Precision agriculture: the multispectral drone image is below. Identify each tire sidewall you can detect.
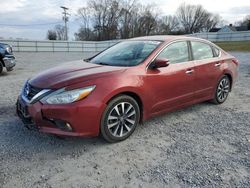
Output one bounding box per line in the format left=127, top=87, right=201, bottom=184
left=100, top=95, right=140, bottom=142
left=215, top=75, right=230, bottom=104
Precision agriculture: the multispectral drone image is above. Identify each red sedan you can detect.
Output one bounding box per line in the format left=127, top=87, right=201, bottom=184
left=17, top=36, right=238, bottom=142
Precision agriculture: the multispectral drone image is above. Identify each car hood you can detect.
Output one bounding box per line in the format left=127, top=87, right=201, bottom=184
left=29, top=60, right=127, bottom=89
left=0, top=43, right=8, bottom=47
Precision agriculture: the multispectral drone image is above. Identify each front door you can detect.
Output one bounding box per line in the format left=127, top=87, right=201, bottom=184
left=146, top=41, right=195, bottom=115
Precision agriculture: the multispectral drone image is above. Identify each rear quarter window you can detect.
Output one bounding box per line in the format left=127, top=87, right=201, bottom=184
left=213, top=47, right=220, bottom=57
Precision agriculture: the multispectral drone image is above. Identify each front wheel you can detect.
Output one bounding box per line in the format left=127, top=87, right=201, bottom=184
left=100, top=95, right=140, bottom=143
left=211, top=75, right=231, bottom=104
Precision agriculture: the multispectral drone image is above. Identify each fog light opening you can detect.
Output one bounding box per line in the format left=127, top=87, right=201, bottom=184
left=52, top=119, right=73, bottom=132
left=65, top=123, right=73, bottom=131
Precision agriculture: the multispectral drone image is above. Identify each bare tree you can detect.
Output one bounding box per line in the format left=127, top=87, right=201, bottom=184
left=77, top=7, right=92, bottom=32
left=75, top=0, right=160, bottom=40
left=119, top=0, right=138, bottom=39
left=87, top=0, right=121, bottom=40
left=47, top=30, right=57, bottom=40
left=74, top=1, right=223, bottom=40
left=204, top=14, right=221, bottom=31
left=158, top=15, right=179, bottom=34
left=54, top=25, right=66, bottom=40
left=240, top=15, right=250, bottom=29
left=74, top=27, right=95, bottom=41
left=76, top=7, right=94, bottom=40
left=46, top=25, right=65, bottom=40
left=176, top=3, right=219, bottom=33
left=132, top=5, right=159, bottom=36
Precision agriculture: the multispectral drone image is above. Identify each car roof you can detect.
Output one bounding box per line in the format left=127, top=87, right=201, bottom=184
left=129, top=35, right=209, bottom=43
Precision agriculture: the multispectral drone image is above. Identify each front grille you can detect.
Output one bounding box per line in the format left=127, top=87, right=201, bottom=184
left=24, top=83, right=43, bottom=100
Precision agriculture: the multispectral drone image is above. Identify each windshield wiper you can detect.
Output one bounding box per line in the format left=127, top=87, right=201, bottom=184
left=84, top=58, right=90, bottom=62
left=97, top=62, right=111, bottom=66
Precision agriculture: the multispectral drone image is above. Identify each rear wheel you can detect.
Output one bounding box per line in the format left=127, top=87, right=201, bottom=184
left=211, top=75, right=231, bottom=104
left=100, top=95, right=140, bottom=143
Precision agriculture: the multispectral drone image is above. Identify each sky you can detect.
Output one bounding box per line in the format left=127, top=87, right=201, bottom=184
left=0, top=0, right=249, bottom=40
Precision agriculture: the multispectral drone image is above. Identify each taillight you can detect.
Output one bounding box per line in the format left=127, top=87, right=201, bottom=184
left=232, top=59, right=239, bottom=66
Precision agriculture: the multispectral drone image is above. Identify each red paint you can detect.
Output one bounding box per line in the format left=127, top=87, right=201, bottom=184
left=17, top=36, right=238, bottom=137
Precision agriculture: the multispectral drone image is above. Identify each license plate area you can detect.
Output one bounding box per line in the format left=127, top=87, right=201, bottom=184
left=17, top=98, right=30, bottom=118
left=17, top=98, right=37, bottom=129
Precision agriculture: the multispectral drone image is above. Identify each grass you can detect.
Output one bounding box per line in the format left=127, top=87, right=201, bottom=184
left=214, top=41, right=250, bottom=52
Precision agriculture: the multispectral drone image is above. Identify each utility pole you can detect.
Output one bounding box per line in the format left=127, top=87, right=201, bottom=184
left=60, top=6, right=70, bottom=40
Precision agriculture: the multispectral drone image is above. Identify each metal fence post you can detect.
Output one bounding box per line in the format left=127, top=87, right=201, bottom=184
left=52, top=41, right=54, bottom=52
left=17, top=40, right=20, bottom=52
left=35, top=41, right=38, bottom=52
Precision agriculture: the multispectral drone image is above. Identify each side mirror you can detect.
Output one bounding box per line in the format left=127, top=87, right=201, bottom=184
left=149, top=58, right=169, bottom=69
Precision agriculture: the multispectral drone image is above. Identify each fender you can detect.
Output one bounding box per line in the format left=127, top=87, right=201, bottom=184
left=102, top=86, right=150, bottom=121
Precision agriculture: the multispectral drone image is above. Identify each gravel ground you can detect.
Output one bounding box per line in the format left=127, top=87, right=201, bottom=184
left=0, top=52, right=249, bottom=188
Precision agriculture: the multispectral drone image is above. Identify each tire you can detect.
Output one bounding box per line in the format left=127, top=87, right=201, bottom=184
left=100, top=95, right=140, bottom=143
left=211, top=75, right=231, bottom=104
left=0, top=61, right=3, bottom=74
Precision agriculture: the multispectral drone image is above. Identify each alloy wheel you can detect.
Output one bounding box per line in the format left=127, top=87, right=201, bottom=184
left=217, top=77, right=230, bottom=102
left=107, top=102, right=136, bottom=138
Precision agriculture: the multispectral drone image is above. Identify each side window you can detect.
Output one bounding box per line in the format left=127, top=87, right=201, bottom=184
left=158, top=41, right=189, bottom=64
left=191, top=41, right=214, bottom=60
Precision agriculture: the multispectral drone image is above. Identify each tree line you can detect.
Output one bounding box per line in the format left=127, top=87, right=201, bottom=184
left=47, top=0, right=250, bottom=41
left=74, top=0, right=220, bottom=41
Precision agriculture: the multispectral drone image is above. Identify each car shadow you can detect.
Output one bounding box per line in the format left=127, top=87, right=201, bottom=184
left=140, top=101, right=214, bottom=125
left=0, top=101, right=215, bottom=161
left=0, top=71, right=9, bottom=77
left=0, top=105, right=109, bottom=161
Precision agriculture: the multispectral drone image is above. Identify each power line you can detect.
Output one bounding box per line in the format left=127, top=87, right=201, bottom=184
left=0, top=22, right=62, bottom=27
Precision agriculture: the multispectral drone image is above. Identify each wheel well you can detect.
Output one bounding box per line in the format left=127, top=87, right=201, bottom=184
left=224, top=73, right=233, bottom=91
left=107, top=92, right=143, bottom=122
left=0, top=55, right=4, bottom=67
left=0, top=60, right=3, bottom=67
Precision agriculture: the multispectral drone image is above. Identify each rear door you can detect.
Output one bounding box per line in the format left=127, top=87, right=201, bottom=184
left=190, top=41, right=222, bottom=100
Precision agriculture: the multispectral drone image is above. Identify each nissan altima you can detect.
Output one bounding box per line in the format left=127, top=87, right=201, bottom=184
left=17, top=36, right=238, bottom=142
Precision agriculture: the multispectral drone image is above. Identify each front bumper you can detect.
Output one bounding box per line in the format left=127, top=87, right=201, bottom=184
left=16, top=95, right=106, bottom=137
left=3, top=57, right=16, bottom=71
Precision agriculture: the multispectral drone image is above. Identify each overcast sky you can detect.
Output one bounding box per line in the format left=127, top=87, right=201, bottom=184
left=0, top=0, right=249, bottom=40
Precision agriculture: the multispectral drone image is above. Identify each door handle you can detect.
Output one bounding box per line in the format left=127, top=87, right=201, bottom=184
left=185, top=69, right=194, bottom=74
left=215, top=62, right=221, bottom=67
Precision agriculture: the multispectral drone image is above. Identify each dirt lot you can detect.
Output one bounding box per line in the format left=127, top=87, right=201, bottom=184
left=0, top=52, right=250, bottom=188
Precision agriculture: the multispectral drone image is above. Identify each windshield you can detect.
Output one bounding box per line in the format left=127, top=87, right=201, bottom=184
left=90, top=40, right=162, bottom=67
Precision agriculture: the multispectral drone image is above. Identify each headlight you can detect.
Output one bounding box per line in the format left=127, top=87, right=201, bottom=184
left=6, top=46, right=12, bottom=54
left=41, top=85, right=96, bottom=104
